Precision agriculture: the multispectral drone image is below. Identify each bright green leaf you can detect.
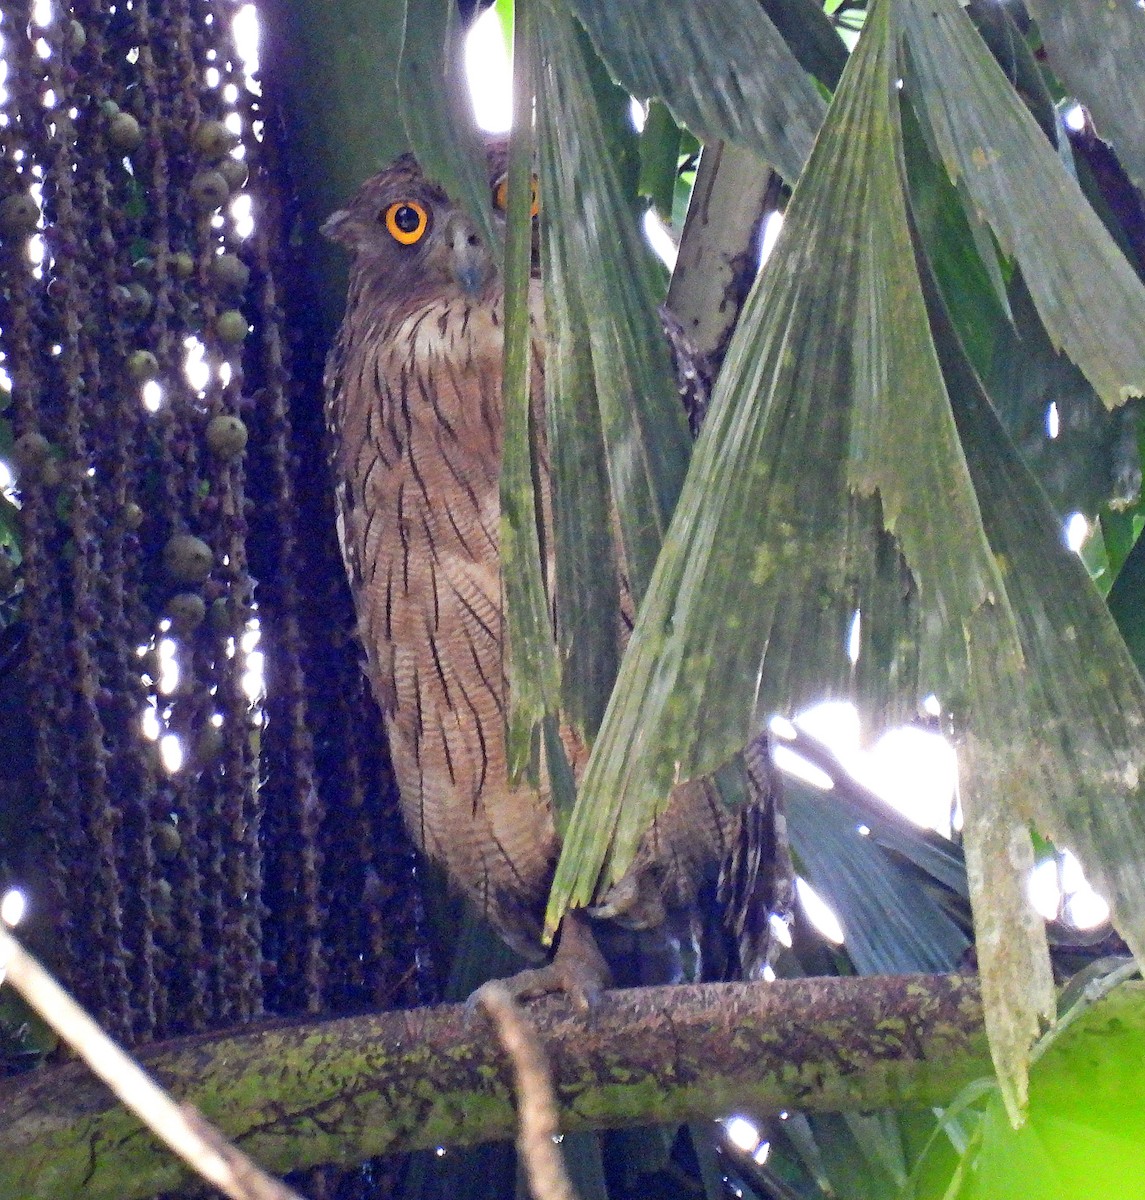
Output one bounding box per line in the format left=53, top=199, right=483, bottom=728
left=953, top=981, right=1145, bottom=1200
left=637, top=101, right=681, bottom=220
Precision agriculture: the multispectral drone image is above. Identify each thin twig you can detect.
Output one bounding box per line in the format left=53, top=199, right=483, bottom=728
left=0, top=927, right=305, bottom=1200
left=473, top=981, right=581, bottom=1200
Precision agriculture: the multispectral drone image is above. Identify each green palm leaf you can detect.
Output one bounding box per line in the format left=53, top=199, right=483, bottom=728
left=566, top=0, right=827, bottom=183
left=540, top=174, right=622, bottom=745
left=398, top=0, right=500, bottom=249
left=548, top=0, right=1145, bottom=1121
left=1026, top=0, right=1145, bottom=193
left=498, top=4, right=563, bottom=777
left=900, top=0, right=1145, bottom=408
left=534, top=3, right=691, bottom=608
left=550, top=0, right=992, bottom=925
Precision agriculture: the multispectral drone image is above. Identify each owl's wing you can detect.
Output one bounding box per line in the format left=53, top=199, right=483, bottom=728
left=589, top=731, right=795, bottom=982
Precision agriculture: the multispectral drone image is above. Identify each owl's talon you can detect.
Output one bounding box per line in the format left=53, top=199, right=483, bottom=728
left=468, top=911, right=611, bottom=1012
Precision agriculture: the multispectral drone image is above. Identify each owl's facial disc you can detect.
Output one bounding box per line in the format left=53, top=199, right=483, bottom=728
left=440, top=210, right=495, bottom=297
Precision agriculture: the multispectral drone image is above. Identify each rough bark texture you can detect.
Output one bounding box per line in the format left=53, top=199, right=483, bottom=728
left=0, top=974, right=989, bottom=1199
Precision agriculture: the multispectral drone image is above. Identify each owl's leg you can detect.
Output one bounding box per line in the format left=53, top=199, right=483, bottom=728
left=492, top=910, right=612, bottom=1010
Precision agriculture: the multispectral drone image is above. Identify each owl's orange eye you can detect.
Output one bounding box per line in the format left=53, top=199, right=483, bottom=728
left=383, top=200, right=430, bottom=245
left=492, top=174, right=539, bottom=218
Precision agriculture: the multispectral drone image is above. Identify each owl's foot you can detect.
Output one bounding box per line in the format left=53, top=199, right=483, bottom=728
left=478, top=911, right=612, bottom=1011
left=589, top=864, right=667, bottom=930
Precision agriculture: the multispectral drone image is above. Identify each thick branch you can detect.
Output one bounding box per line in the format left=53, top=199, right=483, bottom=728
left=0, top=974, right=988, bottom=1200
left=666, top=139, right=780, bottom=371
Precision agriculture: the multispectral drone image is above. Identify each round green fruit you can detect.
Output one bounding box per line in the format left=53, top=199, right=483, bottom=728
left=163, top=533, right=213, bottom=583
left=215, top=309, right=248, bottom=345
left=205, top=413, right=248, bottom=459
left=190, top=170, right=230, bottom=213
left=108, top=111, right=143, bottom=151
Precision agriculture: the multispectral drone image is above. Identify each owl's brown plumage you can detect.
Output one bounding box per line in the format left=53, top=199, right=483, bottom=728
left=324, top=150, right=786, bottom=980
left=323, top=149, right=559, bottom=960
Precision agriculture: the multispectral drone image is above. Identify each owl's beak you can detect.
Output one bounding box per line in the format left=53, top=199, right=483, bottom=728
left=445, top=212, right=494, bottom=297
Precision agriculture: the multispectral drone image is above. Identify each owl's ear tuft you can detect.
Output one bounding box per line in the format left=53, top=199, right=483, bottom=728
left=321, top=208, right=356, bottom=247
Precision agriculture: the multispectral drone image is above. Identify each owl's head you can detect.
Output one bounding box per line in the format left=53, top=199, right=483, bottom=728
left=322, top=144, right=538, bottom=305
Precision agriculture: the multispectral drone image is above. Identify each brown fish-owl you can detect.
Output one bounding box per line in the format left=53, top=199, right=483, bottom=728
left=324, top=149, right=780, bottom=991
left=323, top=148, right=568, bottom=970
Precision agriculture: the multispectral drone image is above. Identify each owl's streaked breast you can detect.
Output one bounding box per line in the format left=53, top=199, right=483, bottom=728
left=329, top=288, right=556, bottom=959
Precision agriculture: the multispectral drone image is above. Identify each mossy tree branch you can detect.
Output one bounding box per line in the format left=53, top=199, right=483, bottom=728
left=0, top=974, right=988, bottom=1199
